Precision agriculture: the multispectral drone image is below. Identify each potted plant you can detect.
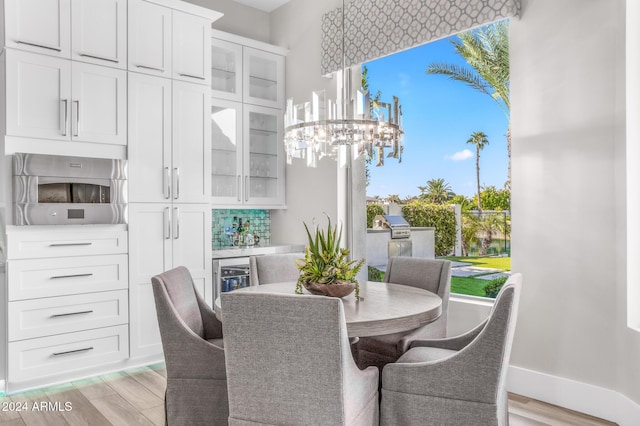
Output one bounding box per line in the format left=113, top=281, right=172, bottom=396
left=295, top=216, right=365, bottom=298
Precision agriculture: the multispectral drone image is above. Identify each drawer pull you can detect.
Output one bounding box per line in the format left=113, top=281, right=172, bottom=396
left=52, top=347, right=94, bottom=357
left=178, top=73, right=205, bottom=80
left=79, top=53, right=119, bottom=63
left=50, top=310, right=94, bottom=318
left=49, top=242, right=93, bottom=247
left=16, top=40, right=62, bottom=52
left=50, top=273, right=94, bottom=280
left=136, top=64, right=164, bottom=72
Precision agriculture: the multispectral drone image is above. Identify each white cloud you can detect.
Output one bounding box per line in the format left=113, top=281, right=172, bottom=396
left=446, top=149, right=474, bottom=161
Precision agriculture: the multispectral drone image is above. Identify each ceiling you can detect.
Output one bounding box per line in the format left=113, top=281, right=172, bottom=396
left=230, top=0, right=291, bottom=12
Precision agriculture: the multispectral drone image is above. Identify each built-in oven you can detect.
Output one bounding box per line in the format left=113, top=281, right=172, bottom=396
left=212, top=257, right=251, bottom=309
left=12, top=153, right=126, bottom=225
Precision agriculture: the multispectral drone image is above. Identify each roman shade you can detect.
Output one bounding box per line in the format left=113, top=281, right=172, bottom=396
left=321, top=0, right=520, bottom=75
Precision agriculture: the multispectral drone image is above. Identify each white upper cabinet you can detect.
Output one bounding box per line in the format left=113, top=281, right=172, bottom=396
left=172, top=10, right=211, bottom=85
left=211, top=99, right=243, bottom=204
left=172, top=80, right=211, bottom=203
left=4, top=0, right=71, bottom=58
left=211, top=38, right=242, bottom=101
left=128, top=73, right=172, bottom=203
left=4, top=0, right=126, bottom=68
left=5, top=50, right=126, bottom=145
left=71, top=0, right=127, bottom=68
left=128, top=0, right=172, bottom=78
left=243, top=47, right=284, bottom=108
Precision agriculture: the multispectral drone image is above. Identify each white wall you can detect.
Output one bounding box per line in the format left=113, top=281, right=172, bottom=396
left=511, top=0, right=640, bottom=408
left=185, top=0, right=271, bottom=42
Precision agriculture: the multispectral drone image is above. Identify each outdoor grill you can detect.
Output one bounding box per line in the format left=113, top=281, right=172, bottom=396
left=373, top=215, right=411, bottom=239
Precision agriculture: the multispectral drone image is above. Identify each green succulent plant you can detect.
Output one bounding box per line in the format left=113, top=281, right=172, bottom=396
left=295, top=216, right=365, bottom=297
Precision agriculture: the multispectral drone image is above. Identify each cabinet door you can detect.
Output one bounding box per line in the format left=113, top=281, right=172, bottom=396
left=71, top=0, right=127, bottom=68
left=243, top=47, right=285, bottom=108
left=172, top=81, right=211, bottom=203
left=211, top=38, right=242, bottom=101
left=172, top=10, right=211, bottom=85
left=71, top=61, right=127, bottom=145
left=128, top=203, right=172, bottom=359
left=128, top=0, right=172, bottom=78
left=211, top=99, right=243, bottom=205
left=5, top=50, right=71, bottom=140
left=128, top=73, right=172, bottom=203
left=171, top=204, right=212, bottom=304
left=4, top=0, right=71, bottom=58
left=244, top=104, right=285, bottom=206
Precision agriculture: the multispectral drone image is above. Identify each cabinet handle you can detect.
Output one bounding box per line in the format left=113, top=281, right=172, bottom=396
left=50, top=273, right=94, bottom=280
left=60, top=99, right=68, bottom=136
left=79, top=53, right=119, bottom=63
left=173, top=168, right=180, bottom=200
left=164, top=207, right=171, bottom=239
left=245, top=176, right=249, bottom=202
left=51, top=310, right=93, bottom=318
left=52, top=347, right=94, bottom=357
left=136, top=64, right=165, bottom=72
left=73, top=100, right=80, bottom=136
left=164, top=167, right=171, bottom=199
left=16, top=40, right=62, bottom=52
left=178, top=73, right=205, bottom=80
left=49, top=242, right=92, bottom=247
left=237, top=175, right=241, bottom=202
left=173, top=207, right=180, bottom=240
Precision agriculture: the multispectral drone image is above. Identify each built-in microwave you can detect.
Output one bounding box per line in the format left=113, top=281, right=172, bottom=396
left=12, top=153, right=127, bottom=225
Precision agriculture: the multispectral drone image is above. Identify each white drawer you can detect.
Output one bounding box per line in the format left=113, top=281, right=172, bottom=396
left=8, top=325, right=129, bottom=384
left=8, top=290, right=129, bottom=341
left=7, top=226, right=128, bottom=259
left=8, top=254, right=128, bottom=301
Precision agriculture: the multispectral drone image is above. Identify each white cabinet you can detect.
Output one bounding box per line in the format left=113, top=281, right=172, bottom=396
left=128, top=203, right=211, bottom=359
left=129, top=0, right=213, bottom=86
left=243, top=46, right=285, bottom=109
left=211, top=100, right=285, bottom=207
left=211, top=38, right=242, bottom=101
left=71, top=0, right=127, bottom=68
left=4, top=0, right=127, bottom=68
left=172, top=10, right=211, bottom=85
left=128, top=0, right=172, bottom=78
left=5, top=49, right=127, bottom=145
left=3, top=0, right=71, bottom=58
left=128, top=75, right=210, bottom=203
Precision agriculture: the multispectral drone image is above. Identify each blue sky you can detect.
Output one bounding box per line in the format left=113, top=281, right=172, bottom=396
left=364, top=33, right=509, bottom=199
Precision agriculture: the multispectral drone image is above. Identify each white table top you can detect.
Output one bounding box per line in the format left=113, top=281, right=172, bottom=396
left=215, top=281, right=442, bottom=338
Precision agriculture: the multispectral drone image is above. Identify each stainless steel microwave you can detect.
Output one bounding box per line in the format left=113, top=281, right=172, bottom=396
left=13, top=153, right=127, bottom=225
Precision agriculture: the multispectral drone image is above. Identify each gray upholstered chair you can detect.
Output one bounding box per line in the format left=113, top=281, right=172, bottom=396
left=249, top=253, right=303, bottom=285
left=356, top=257, right=451, bottom=369
left=380, top=273, right=522, bottom=426
left=151, top=266, right=228, bottom=425
left=221, top=292, right=379, bottom=425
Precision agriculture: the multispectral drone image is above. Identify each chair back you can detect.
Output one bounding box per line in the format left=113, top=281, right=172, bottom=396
left=151, top=266, right=204, bottom=338
left=249, top=253, right=303, bottom=285
left=221, top=292, right=355, bottom=425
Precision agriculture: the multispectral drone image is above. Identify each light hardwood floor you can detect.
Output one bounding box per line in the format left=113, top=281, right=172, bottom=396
left=0, top=364, right=616, bottom=426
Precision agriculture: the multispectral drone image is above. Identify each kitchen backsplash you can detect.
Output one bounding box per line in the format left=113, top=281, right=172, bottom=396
left=212, top=209, right=271, bottom=249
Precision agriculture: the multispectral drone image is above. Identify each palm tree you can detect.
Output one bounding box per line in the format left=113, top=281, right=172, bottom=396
left=386, top=194, right=401, bottom=204
left=423, top=178, right=454, bottom=204
left=467, top=131, right=489, bottom=212
left=427, top=20, right=510, bottom=188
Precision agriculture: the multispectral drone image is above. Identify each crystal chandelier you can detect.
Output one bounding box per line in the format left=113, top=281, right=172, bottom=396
left=283, top=1, right=403, bottom=167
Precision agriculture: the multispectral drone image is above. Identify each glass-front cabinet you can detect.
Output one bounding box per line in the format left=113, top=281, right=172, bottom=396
left=243, top=47, right=284, bottom=109
left=211, top=100, right=284, bottom=207
left=211, top=38, right=242, bottom=101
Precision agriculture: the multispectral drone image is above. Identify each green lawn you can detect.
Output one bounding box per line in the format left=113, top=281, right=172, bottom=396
left=442, top=256, right=511, bottom=298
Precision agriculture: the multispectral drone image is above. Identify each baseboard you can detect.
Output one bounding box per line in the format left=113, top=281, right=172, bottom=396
left=508, top=365, right=640, bottom=425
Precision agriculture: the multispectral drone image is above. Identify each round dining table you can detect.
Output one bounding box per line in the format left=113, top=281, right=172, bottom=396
left=214, top=281, right=442, bottom=338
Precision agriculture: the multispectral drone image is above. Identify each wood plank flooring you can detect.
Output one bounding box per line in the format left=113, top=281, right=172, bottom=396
left=0, top=364, right=616, bottom=426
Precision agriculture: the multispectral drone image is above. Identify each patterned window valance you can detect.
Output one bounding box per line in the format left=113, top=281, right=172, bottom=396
left=321, top=0, right=520, bottom=75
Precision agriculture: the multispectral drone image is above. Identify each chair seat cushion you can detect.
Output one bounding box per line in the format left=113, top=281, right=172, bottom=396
left=207, top=338, right=224, bottom=348
left=396, top=346, right=457, bottom=364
